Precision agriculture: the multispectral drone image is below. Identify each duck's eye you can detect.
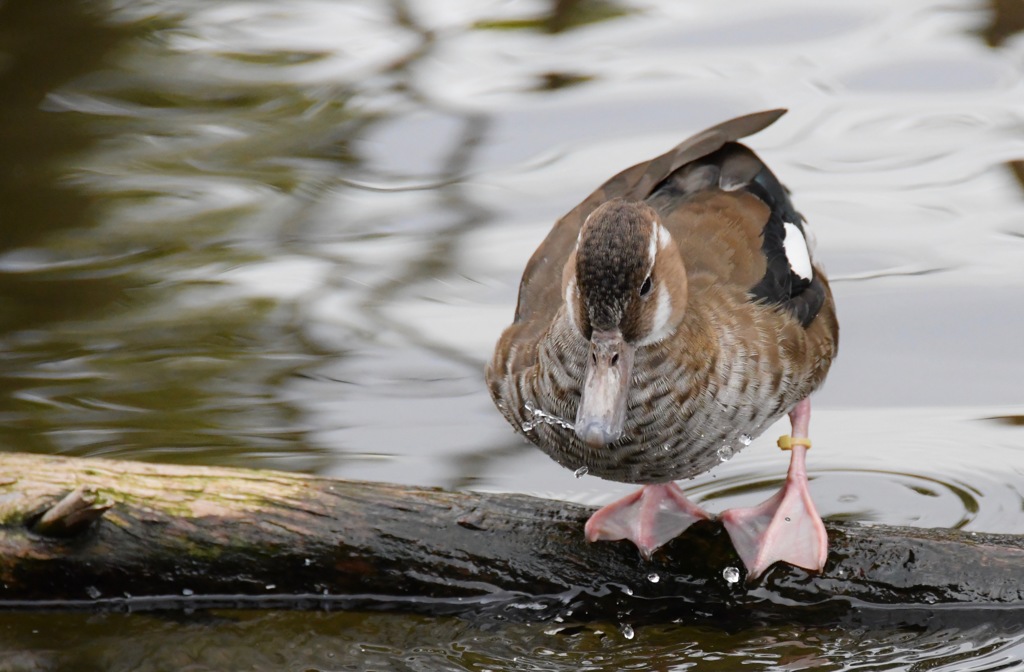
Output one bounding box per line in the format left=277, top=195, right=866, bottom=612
left=639, top=275, right=653, bottom=297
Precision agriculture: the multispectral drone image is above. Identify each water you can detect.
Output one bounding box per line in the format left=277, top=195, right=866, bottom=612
left=2, top=0, right=1024, bottom=669
left=3, top=610, right=1022, bottom=672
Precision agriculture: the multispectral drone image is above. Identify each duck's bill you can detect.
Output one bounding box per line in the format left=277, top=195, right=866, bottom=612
left=575, top=329, right=634, bottom=448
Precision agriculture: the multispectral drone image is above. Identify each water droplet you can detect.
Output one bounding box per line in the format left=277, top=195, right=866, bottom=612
left=785, top=517, right=791, bottom=522
left=647, top=572, right=660, bottom=583
left=85, top=586, right=101, bottom=599
left=722, top=567, right=740, bottom=585
left=738, top=434, right=752, bottom=446
left=717, top=446, right=734, bottom=462
left=304, top=558, right=313, bottom=566
left=265, top=584, right=276, bottom=590
left=522, top=401, right=574, bottom=432
left=181, top=588, right=194, bottom=596
left=574, top=466, right=589, bottom=478
left=621, top=624, right=635, bottom=640
left=661, top=444, right=671, bottom=452
left=622, top=586, right=633, bottom=596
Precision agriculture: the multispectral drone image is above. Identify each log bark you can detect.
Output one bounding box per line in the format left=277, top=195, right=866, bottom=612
left=1, top=451, right=1023, bottom=622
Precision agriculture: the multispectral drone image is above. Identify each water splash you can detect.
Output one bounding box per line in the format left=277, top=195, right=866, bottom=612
left=621, top=624, right=635, bottom=640
left=573, top=466, right=589, bottom=478
left=722, top=567, right=740, bottom=585
left=522, top=401, right=574, bottom=432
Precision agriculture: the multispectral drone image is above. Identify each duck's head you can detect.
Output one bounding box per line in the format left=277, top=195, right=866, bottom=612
left=562, top=199, right=688, bottom=448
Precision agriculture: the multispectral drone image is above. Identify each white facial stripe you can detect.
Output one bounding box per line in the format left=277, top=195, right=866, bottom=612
left=782, top=221, right=813, bottom=281
left=637, top=284, right=673, bottom=346
left=657, top=223, right=672, bottom=249
left=648, top=221, right=658, bottom=266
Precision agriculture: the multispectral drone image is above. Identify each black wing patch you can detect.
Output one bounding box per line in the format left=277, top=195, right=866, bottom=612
left=742, top=166, right=824, bottom=327
left=741, top=165, right=824, bottom=327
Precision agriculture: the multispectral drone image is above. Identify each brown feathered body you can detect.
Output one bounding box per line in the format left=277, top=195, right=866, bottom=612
left=487, top=111, right=839, bottom=484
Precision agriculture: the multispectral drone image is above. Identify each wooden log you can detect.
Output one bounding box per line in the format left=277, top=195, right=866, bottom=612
left=1, top=451, right=1023, bottom=622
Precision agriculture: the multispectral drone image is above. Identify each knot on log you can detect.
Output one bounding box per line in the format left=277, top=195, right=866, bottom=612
left=32, top=485, right=113, bottom=538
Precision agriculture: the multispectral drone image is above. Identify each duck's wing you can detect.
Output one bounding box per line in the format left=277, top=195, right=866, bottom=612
left=648, top=140, right=826, bottom=328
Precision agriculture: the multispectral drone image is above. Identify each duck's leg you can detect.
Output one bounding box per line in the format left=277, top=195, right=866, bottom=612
left=584, top=483, right=711, bottom=559
left=720, top=398, right=828, bottom=579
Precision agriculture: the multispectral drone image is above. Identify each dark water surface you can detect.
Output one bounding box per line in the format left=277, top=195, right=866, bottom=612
left=2, top=0, right=1024, bottom=669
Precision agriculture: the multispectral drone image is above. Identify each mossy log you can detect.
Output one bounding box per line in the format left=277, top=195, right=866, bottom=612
left=1, top=451, right=1023, bottom=622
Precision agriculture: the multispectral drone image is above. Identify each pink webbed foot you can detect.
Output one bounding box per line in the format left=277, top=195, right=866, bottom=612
left=584, top=482, right=711, bottom=559
left=720, top=398, right=828, bottom=579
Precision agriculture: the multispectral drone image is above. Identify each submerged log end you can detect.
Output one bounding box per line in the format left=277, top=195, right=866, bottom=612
left=32, top=485, right=114, bottom=538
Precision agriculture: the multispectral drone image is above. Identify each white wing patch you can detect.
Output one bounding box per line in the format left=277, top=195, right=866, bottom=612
left=782, top=221, right=813, bottom=281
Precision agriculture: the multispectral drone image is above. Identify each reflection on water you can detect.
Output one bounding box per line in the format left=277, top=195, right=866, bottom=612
left=3, top=609, right=1024, bottom=672
left=2, top=0, right=1024, bottom=669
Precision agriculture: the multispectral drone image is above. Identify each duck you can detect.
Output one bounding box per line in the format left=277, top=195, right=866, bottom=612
left=486, top=109, right=839, bottom=580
